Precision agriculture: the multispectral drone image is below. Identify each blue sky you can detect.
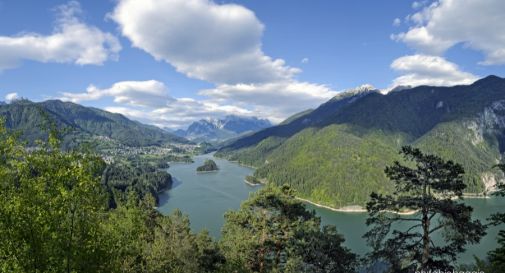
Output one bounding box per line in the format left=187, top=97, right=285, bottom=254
left=1, top=0, right=504, bottom=128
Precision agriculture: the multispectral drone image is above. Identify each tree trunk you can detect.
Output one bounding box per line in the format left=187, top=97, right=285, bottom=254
left=422, top=209, right=430, bottom=269
left=421, top=183, right=430, bottom=269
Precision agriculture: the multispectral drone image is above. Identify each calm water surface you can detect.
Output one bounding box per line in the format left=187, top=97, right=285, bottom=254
left=158, top=153, right=505, bottom=263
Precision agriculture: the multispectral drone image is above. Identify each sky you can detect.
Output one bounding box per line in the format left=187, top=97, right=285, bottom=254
left=0, top=0, right=504, bottom=129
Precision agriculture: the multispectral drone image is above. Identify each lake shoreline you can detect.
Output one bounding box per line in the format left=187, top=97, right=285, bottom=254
left=296, top=197, right=419, bottom=215
left=241, top=176, right=419, bottom=214
left=196, top=170, right=219, bottom=174
left=212, top=155, right=495, bottom=214
left=244, top=179, right=262, bottom=187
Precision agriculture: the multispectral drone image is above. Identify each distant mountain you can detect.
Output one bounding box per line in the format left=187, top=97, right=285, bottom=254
left=221, top=84, right=378, bottom=150
left=217, top=76, right=505, bottom=208
left=0, top=99, right=188, bottom=147
left=176, top=115, right=272, bottom=142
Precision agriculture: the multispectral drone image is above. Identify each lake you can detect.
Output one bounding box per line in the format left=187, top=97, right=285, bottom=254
left=158, top=153, right=505, bottom=264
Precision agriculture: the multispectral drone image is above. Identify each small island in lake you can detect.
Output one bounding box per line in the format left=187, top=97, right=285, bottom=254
left=244, top=175, right=262, bottom=186
left=196, top=159, right=219, bottom=172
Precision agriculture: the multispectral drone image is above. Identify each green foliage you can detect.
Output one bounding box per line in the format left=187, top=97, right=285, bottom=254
left=218, top=76, right=505, bottom=208
left=101, top=161, right=173, bottom=207
left=0, top=120, right=224, bottom=272
left=193, top=142, right=217, bottom=154
left=221, top=185, right=357, bottom=273
left=102, top=197, right=225, bottom=273
left=481, top=164, right=505, bottom=272
left=255, top=125, right=402, bottom=207
left=414, top=121, right=501, bottom=193
left=197, top=159, right=219, bottom=172
left=0, top=99, right=187, bottom=148
left=245, top=175, right=261, bottom=185
left=0, top=118, right=110, bottom=272
left=364, top=146, right=486, bottom=272
left=217, top=136, right=285, bottom=167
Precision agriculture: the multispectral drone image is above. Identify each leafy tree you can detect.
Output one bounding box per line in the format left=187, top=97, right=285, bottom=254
left=0, top=119, right=225, bottom=273
left=482, top=164, right=505, bottom=272
left=101, top=161, right=173, bottom=208
left=364, top=146, right=486, bottom=272
left=103, top=193, right=225, bottom=273
left=0, top=119, right=110, bottom=272
left=220, top=185, right=357, bottom=273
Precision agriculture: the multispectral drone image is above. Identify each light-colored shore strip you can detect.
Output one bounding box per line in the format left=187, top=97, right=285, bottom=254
left=295, top=197, right=367, bottom=213
left=461, top=193, right=491, bottom=199
left=244, top=180, right=262, bottom=187
left=295, top=197, right=419, bottom=215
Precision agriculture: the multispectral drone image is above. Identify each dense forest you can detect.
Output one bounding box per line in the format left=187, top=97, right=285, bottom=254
left=1, top=120, right=505, bottom=272
left=217, top=76, right=505, bottom=208
left=101, top=161, right=173, bottom=207
left=0, top=99, right=187, bottom=148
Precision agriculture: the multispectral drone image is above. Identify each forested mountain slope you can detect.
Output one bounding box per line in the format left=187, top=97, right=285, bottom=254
left=0, top=99, right=188, bottom=147
left=216, top=76, right=505, bottom=208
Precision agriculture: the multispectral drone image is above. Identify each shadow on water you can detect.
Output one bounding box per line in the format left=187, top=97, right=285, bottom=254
left=170, top=176, right=183, bottom=190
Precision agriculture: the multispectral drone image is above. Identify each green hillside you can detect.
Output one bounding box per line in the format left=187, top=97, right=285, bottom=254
left=0, top=99, right=188, bottom=148
left=217, top=75, right=505, bottom=208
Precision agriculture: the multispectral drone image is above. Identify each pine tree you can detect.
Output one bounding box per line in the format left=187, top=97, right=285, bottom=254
left=484, top=164, right=505, bottom=271
left=221, top=185, right=357, bottom=273
left=364, top=146, right=486, bottom=272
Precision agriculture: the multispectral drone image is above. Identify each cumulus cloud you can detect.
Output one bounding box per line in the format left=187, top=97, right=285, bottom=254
left=60, top=80, right=258, bottom=128
left=4, top=92, right=19, bottom=103
left=0, top=1, right=121, bottom=71
left=200, top=81, right=336, bottom=121
left=107, top=0, right=338, bottom=126
left=393, top=0, right=505, bottom=65
left=390, top=54, right=478, bottom=87
left=61, top=80, right=171, bottom=108
left=104, top=98, right=255, bottom=129
left=110, top=0, right=298, bottom=85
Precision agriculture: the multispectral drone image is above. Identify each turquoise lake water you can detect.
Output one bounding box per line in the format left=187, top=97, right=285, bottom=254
left=158, top=153, right=505, bottom=264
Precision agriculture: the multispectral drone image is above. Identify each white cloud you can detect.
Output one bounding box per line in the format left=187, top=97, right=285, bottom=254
left=61, top=80, right=171, bottom=108
left=393, top=18, right=401, bottom=26
left=59, top=80, right=258, bottom=128
left=108, top=0, right=339, bottom=126
left=394, top=0, right=505, bottom=65
left=411, top=1, right=428, bottom=9
left=104, top=98, right=255, bottom=129
left=4, top=92, right=19, bottom=103
left=0, top=1, right=121, bottom=71
left=200, top=81, right=337, bottom=121
left=58, top=77, right=337, bottom=128
left=390, top=54, right=478, bottom=87
left=110, top=0, right=298, bottom=85
left=301, top=57, right=309, bottom=64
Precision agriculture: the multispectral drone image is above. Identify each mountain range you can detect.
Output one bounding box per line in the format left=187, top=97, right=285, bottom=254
left=216, top=75, right=505, bottom=208
left=0, top=99, right=188, bottom=148
left=173, top=115, right=272, bottom=142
